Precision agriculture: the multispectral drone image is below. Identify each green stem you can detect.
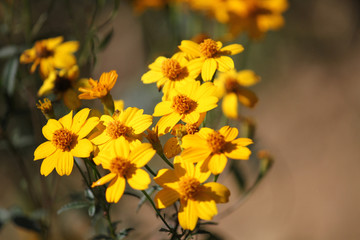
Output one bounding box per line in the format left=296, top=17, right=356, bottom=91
left=214, top=174, right=219, bottom=182
left=141, top=190, right=175, bottom=235
left=145, top=164, right=156, bottom=177
left=158, top=152, right=174, bottom=168
left=105, top=204, right=116, bottom=238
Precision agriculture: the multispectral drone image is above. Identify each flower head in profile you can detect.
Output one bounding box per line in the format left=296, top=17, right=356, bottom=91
left=78, top=70, right=118, bottom=100
left=153, top=80, right=218, bottom=135
left=91, top=138, right=156, bottom=203
left=179, top=38, right=244, bottom=81
left=90, top=107, right=152, bottom=164
left=214, top=69, right=260, bottom=119
left=34, top=108, right=99, bottom=176
left=20, top=36, right=79, bottom=78
left=38, top=65, right=87, bottom=110
left=154, top=156, right=230, bottom=230
left=181, top=126, right=253, bottom=175
left=141, top=53, right=200, bottom=99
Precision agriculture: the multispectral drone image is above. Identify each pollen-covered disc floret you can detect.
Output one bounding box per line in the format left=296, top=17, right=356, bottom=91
left=207, top=131, right=226, bottom=153
left=199, top=39, right=219, bottom=58
left=106, top=120, right=132, bottom=139
left=161, top=59, right=183, bottom=80
left=52, top=129, right=77, bottom=151
left=110, top=157, right=133, bottom=176
left=179, top=176, right=201, bottom=200
left=172, top=95, right=197, bottom=115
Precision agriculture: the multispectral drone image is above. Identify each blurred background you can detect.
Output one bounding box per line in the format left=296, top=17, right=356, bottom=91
left=0, top=0, right=360, bottom=239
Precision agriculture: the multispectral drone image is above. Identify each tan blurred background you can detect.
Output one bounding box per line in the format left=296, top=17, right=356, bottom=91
left=1, top=0, right=360, bottom=239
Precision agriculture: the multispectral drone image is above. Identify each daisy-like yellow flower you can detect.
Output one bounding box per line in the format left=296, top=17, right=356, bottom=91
left=78, top=70, right=117, bottom=100
left=91, top=138, right=156, bottom=203
left=153, top=80, right=218, bottom=135
left=141, top=53, right=200, bottom=99
left=91, top=107, right=152, bottom=164
left=178, top=38, right=244, bottom=81
left=214, top=69, right=260, bottom=119
left=38, top=65, right=87, bottom=110
left=154, top=156, right=230, bottom=230
left=20, top=36, right=79, bottom=78
left=181, top=126, right=252, bottom=175
left=34, top=108, right=99, bottom=176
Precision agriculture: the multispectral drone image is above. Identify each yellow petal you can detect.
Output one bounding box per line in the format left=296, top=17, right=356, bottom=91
left=222, top=93, right=238, bottom=119
left=224, top=145, right=251, bottom=160
left=163, top=137, right=181, bottom=159
left=46, top=36, right=64, bottom=49
left=216, top=56, right=234, bottom=72
left=154, top=188, right=180, bottom=209
left=202, top=182, right=230, bottom=203
left=154, top=169, right=179, bottom=189
left=71, top=139, right=93, bottom=158
left=156, top=112, right=180, bottom=135
left=38, top=73, right=56, bottom=96
left=40, top=149, right=61, bottom=176
left=178, top=199, right=198, bottom=230
left=53, top=53, right=76, bottom=69
left=194, top=163, right=211, bottom=183
left=90, top=130, right=110, bottom=146
left=34, top=141, right=56, bottom=160
left=141, top=70, right=164, bottom=84
left=42, top=119, right=62, bottom=140
left=237, top=70, right=260, bottom=86
left=153, top=101, right=173, bottom=117
left=182, top=111, right=200, bottom=124
left=238, top=88, right=259, bottom=108
left=127, top=115, right=152, bottom=134
left=59, top=110, right=73, bottom=129
left=77, top=117, right=99, bottom=139
left=196, top=96, right=218, bottom=113
left=193, top=82, right=216, bottom=100
left=92, top=173, right=117, bottom=187
left=129, top=143, right=155, bottom=168
left=127, top=168, right=151, bottom=190
left=55, top=151, right=73, bottom=176
left=181, top=147, right=210, bottom=163
left=106, top=176, right=126, bottom=203
left=220, top=44, right=244, bottom=55
left=56, top=41, right=79, bottom=53
left=231, top=138, right=253, bottom=146
left=195, top=200, right=217, bottom=220
left=179, top=40, right=201, bottom=57
left=181, top=134, right=204, bottom=149
left=201, top=58, right=217, bottom=81
left=219, top=126, right=238, bottom=141
left=71, top=108, right=90, bottom=134
left=208, top=154, right=227, bottom=175
left=113, top=137, right=130, bottom=158
left=187, top=58, right=203, bottom=78
left=148, top=56, right=167, bottom=71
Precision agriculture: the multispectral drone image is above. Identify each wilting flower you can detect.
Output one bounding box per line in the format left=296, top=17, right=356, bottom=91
left=181, top=126, right=252, bottom=174
left=78, top=70, right=117, bottom=100
left=36, top=98, right=54, bottom=119
left=38, top=65, right=87, bottom=110
left=179, top=38, right=244, bottom=81
left=153, top=80, right=218, bottom=135
left=91, top=107, right=152, bottom=164
left=154, top=156, right=230, bottom=230
left=141, top=53, right=200, bottom=99
left=34, top=108, right=99, bottom=176
left=214, top=69, right=260, bottom=119
left=92, top=138, right=156, bottom=203
left=20, top=36, right=79, bottom=77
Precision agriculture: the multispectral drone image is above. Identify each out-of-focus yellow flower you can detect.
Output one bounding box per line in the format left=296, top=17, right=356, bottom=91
left=181, top=126, right=252, bottom=174
left=132, top=0, right=168, bottom=13
left=34, top=109, right=99, bottom=176
left=78, top=70, right=117, bottom=100
left=91, top=107, right=152, bottom=164
left=154, top=156, right=230, bottom=230
left=91, top=138, right=155, bottom=203
left=214, top=69, right=260, bottom=119
left=20, top=36, right=79, bottom=78
left=38, top=65, right=86, bottom=110
left=179, top=38, right=244, bottom=81
left=141, top=53, right=200, bottom=99
left=153, top=80, right=218, bottom=135
left=228, top=0, right=288, bottom=39
left=114, top=99, right=124, bottom=111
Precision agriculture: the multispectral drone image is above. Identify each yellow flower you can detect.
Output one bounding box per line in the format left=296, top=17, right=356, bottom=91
left=91, top=138, right=156, bottom=203
left=114, top=99, right=124, bottom=111
left=141, top=53, right=200, bottom=99
left=153, top=80, right=218, bottom=135
left=38, top=65, right=86, bottom=110
left=214, top=69, right=260, bottom=119
left=20, top=36, right=79, bottom=78
left=34, top=108, right=99, bottom=176
left=181, top=126, right=253, bottom=175
left=178, top=38, right=244, bottom=81
left=228, top=0, right=289, bottom=39
left=78, top=70, right=117, bottom=100
left=36, top=98, right=54, bottom=118
left=154, top=156, right=230, bottom=230
left=91, top=107, right=152, bottom=164
left=132, top=0, right=167, bottom=13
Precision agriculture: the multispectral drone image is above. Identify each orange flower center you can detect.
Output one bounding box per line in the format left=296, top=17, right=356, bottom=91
left=106, top=120, right=132, bottom=139
left=207, top=131, right=226, bottom=153
left=172, top=95, right=197, bottom=115
left=224, top=77, right=239, bottom=93
left=35, top=42, right=54, bottom=58
left=161, top=59, right=183, bottom=80
left=110, top=157, right=133, bottom=176
left=52, top=129, right=77, bottom=151
left=185, top=123, right=199, bottom=135
left=179, top=176, right=201, bottom=200
left=199, top=39, right=218, bottom=58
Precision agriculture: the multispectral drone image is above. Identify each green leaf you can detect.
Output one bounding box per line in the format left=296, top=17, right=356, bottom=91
left=229, top=162, right=246, bottom=191
left=1, top=57, right=18, bottom=95
left=57, top=201, right=90, bottom=215
left=12, top=215, right=41, bottom=233
left=88, top=204, right=96, bottom=217
left=116, top=228, right=134, bottom=239
left=0, top=46, right=18, bottom=59
left=98, top=28, right=114, bottom=51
